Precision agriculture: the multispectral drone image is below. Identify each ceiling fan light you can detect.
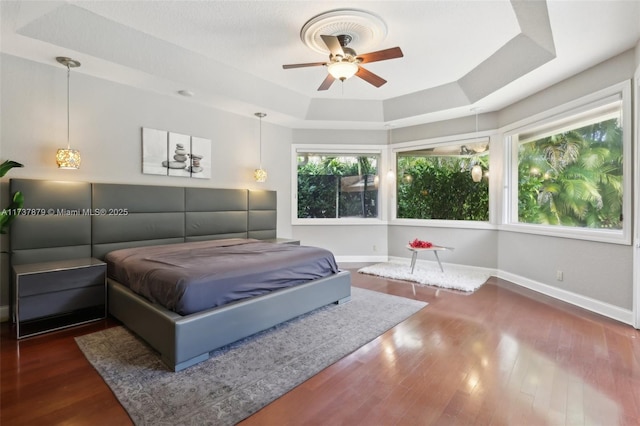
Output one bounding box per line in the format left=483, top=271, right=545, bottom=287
left=327, top=61, right=358, bottom=81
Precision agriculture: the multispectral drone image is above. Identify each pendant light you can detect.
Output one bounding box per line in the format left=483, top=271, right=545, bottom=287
left=55, top=57, right=82, bottom=169
left=253, top=112, right=267, bottom=182
left=470, top=108, right=482, bottom=182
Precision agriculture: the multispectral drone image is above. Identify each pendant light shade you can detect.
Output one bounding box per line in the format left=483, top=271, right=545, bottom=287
left=470, top=108, right=484, bottom=182
left=56, top=57, right=81, bottom=169
left=55, top=148, right=81, bottom=169
left=254, top=112, right=267, bottom=182
left=253, top=168, right=267, bottom=183
left=471, top=164, right=483, bottom=182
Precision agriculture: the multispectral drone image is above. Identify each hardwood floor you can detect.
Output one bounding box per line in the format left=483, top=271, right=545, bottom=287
left=2, top=265, right=639, bottom=425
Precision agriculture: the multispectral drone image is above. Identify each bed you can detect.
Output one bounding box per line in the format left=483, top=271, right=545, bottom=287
left=105, top=238, right=341, bottom=315
left=9, top=179, right=351, bottom=371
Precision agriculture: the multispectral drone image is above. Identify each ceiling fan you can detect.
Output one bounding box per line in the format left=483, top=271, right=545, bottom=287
left=282, top=34, right=403, bottom=91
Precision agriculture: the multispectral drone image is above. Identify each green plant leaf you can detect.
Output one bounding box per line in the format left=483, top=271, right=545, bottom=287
left=0, top=191, right=23, bottom=234
left=0, top=160, right=24, bottom=177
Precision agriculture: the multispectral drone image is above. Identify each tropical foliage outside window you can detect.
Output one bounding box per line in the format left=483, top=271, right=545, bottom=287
left=516, top=104, right=623, bottom=229
left=297, top=153, right=379, bottom=219
left=396, top=142, right=489, bottom=221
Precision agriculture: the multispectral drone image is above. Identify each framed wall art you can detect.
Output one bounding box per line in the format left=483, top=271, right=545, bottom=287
left=142, top=127, right=211, bottom=179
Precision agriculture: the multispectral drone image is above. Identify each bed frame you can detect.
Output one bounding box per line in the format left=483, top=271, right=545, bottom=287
left=10, top=179, right=351, bottom=371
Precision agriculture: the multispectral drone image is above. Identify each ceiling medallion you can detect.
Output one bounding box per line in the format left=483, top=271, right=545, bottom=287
left=300, top=9, right=388, bottom=55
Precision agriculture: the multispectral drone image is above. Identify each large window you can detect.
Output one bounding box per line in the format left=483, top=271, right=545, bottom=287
left=396, top=139, right=490, bottom=221
left=295, top=151, right=380, bottom=220
left=505, top=81, right=632, bottom=244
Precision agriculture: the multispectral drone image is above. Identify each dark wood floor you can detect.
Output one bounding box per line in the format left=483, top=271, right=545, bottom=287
left=2, top=264, right=639, bottom=425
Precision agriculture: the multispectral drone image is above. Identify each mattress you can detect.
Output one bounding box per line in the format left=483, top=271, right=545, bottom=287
left=105, top=238, right=339, bottom=315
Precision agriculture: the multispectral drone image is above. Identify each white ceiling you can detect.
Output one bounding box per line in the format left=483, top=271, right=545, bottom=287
left=1, top=1, right=639, bottom=129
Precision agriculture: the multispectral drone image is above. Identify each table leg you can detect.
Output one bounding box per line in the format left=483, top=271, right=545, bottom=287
left=410, top=251, right=418, bottom=274
left=433, top=251, right=444, bottom=272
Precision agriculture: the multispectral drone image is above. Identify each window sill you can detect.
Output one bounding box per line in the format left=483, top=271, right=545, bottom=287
left=389, top=219, right=497, bottom=230
left=292, top=218, right=388, bottom=226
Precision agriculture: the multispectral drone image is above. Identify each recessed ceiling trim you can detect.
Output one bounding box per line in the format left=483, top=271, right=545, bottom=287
left=300, top=9, right=387, bottom=54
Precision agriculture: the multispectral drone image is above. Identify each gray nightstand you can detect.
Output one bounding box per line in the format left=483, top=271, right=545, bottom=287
left=263, top=238, right=301, bottom=245
left=12, top=258, right=107, bottom=339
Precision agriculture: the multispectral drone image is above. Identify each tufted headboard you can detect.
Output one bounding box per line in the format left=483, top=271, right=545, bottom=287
left=9, top=179, right=277, bottom=265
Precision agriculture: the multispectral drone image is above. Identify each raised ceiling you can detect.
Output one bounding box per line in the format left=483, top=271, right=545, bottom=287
left=1, top=1, right=639, bottom=129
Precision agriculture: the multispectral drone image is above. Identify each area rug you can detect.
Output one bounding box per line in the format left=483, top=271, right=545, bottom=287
left=75, top=287, right=426, bottom=425
left=359, top=259, right=490, bottom=292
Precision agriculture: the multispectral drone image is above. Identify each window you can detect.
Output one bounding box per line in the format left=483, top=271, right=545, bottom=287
left=505, top=81, right=632, bottom=244
left=295, top=149, right=381, bottom=220
left=395, top=139, right=490, bottom=221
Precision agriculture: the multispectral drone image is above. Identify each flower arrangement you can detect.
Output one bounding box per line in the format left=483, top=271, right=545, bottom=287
left=409, top=238, right=433, bottom=248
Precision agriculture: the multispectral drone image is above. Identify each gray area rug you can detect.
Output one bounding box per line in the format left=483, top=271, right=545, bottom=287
left=75, top=287, right=426, bottom=425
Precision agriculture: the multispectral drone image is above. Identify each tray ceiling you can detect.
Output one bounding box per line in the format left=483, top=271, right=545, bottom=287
left=1, top=1, right=638, bottom=129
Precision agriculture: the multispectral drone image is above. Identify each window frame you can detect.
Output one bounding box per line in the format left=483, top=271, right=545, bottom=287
left=390, top=133, right=498, bottom=230
left=501, top=80, right=632, bottom=245
left=291, top=144, right=390, bottom=226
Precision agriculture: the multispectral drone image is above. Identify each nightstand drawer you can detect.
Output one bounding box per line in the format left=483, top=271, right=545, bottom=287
left=18, top=266, right=105, bottom=297
left=19, top=285, right=105, bottom=321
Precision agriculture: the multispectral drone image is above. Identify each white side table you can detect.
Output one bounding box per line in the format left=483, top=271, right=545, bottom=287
left=406, top=245, right=453, bottom=273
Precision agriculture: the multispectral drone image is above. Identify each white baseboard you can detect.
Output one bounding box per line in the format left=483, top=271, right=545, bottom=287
left=498, top=270, right=634, bottom=326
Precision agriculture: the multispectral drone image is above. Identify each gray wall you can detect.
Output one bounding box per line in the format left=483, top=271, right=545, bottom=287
left=388, top=227, right=499, bottom=269
left=497, top=50, right=635, bottom=127
left=384, top=49, right=636, bottom=311
left=494, top=49, right=635, bottom=310
left=498, top=232, right=632, bottom=308
left=293, top=225, right=388, bottom=260
left=0, top=53, right=294, bottom=310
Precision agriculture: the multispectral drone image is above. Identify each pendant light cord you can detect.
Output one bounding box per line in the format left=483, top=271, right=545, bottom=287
left=66, top=63, right=71, bottom=150
left=255, top=112, right=266, bottom=169
left=259, top=115, right=263, bottom=168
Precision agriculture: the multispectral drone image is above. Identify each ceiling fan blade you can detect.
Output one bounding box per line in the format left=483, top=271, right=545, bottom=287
left=282, top=62, right=327, bottom=69
left=357, top=47, right=404, bottom=64
left=356, top=66, right=387, bottom=88
left=320, top=35, right=345, bottom=57
left=318, top=74, right=335, bottom=91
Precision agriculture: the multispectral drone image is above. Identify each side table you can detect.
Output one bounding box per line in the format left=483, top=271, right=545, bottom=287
left=406, top=245, right=454, bottom=273
left=263, top=238, right=301, bottom=245
left=13, top=258, right=107, bottom=339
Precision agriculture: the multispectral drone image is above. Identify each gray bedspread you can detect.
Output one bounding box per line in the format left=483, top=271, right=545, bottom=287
left=105, top=239, right=339, bottom=315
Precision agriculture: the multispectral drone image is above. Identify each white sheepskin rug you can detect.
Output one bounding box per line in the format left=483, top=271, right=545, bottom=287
left=358, top=259, right=490, bottom=293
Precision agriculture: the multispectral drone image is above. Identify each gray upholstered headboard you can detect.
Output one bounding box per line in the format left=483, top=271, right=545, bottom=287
left=9, top=179, right=277, bottom=264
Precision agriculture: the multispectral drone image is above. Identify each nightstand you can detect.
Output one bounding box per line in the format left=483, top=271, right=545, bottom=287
left=263, top=238, right=301, bottom=245
left=12, top=258, right=107, bottom=339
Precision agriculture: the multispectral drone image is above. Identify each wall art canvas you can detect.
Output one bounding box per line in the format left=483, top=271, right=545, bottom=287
left=190, top=136, right=212, bottom=179
left=142, top=128, right=169, bottom=176
left=142, top=127, right=211, bottom=178
left=167, top=132, right=191, bottom=177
